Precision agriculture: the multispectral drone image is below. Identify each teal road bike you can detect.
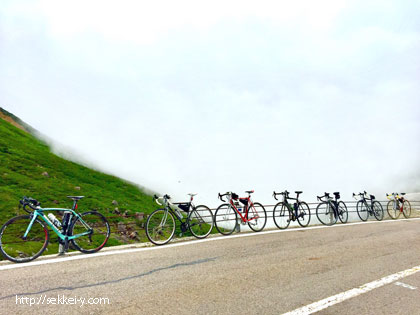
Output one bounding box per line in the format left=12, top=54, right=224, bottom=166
left=0, top=196, right=110, bottom=263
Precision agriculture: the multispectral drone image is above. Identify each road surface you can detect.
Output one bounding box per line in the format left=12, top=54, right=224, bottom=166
left=1, top=218, right=420, bottom=314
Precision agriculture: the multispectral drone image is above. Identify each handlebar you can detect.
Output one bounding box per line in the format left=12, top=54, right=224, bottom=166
left=218, top=192, right=230, bottom=202
left=273, top=190, right=290, bottom=201
left=386, top=193, right=406, bottom=200
left=317, top=192, right=331, bottom=201
left=153, top=194, right=171, bottom=206
left=19, top=197, right=40, bottom=213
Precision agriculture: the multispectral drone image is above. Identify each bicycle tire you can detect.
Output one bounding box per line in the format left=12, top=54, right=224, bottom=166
left=337, top=201, right=348, bottom=224
left=372, top=201, right=384, bottom=221
left=247, top=202, right=267, bottom=232
left=356, top=200, right=368, bottom=221
left=0, top=215, right=49, bottom=263
left=214, top=203, right=237, bottom=235
left=188, top=205, right=214, bottom=239
left=273, top=202, right=290, bottom=229
left=145, top=209, right=176, bottom=245
left=297, top=201, right=311, bottom=227
left=402, top=200, right=411, bottom=218
left=386, top=200, right=400, bottom=219
left=316, top=202, right=336, bottom=226
left=70, top=211, right=110, bottom=253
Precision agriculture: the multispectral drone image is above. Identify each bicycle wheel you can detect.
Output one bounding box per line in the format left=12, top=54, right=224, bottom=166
left=356, top=200, right=368, bottom=221
left=402, top=200, right=411, bottom=218
left=247, top=202, right=267, bottom=232
left=273, top=202, right=290, bottom=229
left=337, top=201, right=348, bottom=223
left=188, top=205, right=214, bottom=239
left=316, top=202, right=336, bottom=226
left=145, top=209, right=176, bottom=245
left=70, top=211, right=110, bottom=253
left=372, top=201, right=384, bottom=221
left=297, top=202, right=311, bottom=227
left=214, top=203, right=237, bottom=235
left=0, top=215, right=49, bottom=263
left=386, top=200, right=400, bottom=219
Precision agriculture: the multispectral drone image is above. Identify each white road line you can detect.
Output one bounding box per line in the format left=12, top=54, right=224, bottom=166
left=395, top=281, right=417, bottom=290
left=1, top=217, right=420, bottom=271
left=283, top=265, right=420, bottom=315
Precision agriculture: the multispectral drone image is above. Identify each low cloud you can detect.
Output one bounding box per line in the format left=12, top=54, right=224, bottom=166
left=1, top=0, right=419, bottom=205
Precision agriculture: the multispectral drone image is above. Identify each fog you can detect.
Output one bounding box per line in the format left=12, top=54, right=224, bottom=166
left=1, top=0, right=419, bottom=206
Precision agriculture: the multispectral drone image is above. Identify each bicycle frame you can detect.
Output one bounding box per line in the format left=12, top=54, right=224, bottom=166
left=25, top=207, right=91, bottom=241
left=326, top=199, right=340, bottom=218
left=280, top=194, right=300, bottom=219
left=360, top=198, right=374, bottom=213
left=227, top=196, right=258, bottom=223
left=387, top=194, right=403, bottom=213
left=155, top=196, right=191, bottom=227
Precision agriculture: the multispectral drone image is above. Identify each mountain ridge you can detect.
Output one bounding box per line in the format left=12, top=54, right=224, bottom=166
left=0, top=107, right=159, bottom=251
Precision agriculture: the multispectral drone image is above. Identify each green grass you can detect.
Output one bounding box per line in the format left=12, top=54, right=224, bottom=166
left=0, top=113, right=161, bottom=257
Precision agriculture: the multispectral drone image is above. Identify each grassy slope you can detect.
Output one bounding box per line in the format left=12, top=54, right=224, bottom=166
left=0, top=115, right=159, bottom=253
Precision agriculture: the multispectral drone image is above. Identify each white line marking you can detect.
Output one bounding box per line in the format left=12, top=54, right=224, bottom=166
left=395, top=281, right=417, bottom=290
left=283, top=265, right=420, bottom=315
left=1, top=217, right=419, bottom=271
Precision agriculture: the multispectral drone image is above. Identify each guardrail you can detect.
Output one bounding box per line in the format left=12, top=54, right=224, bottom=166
left=1, top=200, right=420, bottom=246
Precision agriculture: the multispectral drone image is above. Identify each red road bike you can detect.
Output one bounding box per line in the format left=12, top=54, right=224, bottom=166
left=214, top=191, right=267, bottom=235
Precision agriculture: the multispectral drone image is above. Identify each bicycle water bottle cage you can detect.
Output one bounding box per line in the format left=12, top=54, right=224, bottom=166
left=232, top=193, right=239, bottom=200
left=239, top=198, right=248, bottom=205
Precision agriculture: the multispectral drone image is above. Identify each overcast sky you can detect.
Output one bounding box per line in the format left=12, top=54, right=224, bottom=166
left=1, top=0, right=419, bottom=206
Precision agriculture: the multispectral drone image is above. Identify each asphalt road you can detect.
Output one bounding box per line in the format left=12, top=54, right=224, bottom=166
left=1, top=219, right=420, bottom=315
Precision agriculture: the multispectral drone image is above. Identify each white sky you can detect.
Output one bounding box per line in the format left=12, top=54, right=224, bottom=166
left=1, top=0, right=419, bottom=206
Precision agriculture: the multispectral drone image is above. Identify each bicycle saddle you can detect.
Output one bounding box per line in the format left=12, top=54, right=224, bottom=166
left=333, top=192, right=340, bottom=195
left=245, top=190, right=254, bottom=194
left=295, top=191, right=303, bottom=194
left=66, top=196, right=85, bottom=200
left=187, top=193, right=197, bottom=196
left=401, top=193, right=406, bottom=196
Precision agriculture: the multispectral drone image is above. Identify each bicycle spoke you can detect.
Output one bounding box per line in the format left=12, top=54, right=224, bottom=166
left=0, top=215, right=49, bottom=263
left=214, top=204, right=237, bottom=235
left=146, top=209, right=176, bottom=245
left=188, top=205, right=214, bottom=239
left=247, top=203, right=267, bottom=232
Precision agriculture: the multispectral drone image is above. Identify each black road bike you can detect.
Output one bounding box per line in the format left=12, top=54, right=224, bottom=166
left=145, top=194, right=214, bottom=245
left=316, top=192, right=348, bottom=226
left=272, top=191, right=311, bottom=229
left=353, top=191, right=384, bottom=221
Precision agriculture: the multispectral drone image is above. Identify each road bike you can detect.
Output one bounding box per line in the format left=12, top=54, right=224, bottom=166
left=315, top=192, right=348, bottom=226
left=272, top=190, right=311, bottom=229
left=145, top=194, right=214, bottom=245
left=353, top=191, right=384, bottom=221
left=214, top=191, right=267, bottom=235
left=0, top=196, right=110, bottom=263
left=386, top=193, right=411, bottom=219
